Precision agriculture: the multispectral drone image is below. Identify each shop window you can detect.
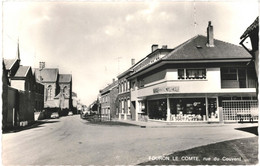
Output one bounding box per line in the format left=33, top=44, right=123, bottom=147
left=148, top=99, right=167, bottom=120
left=169, top=98, right=206, bottom=122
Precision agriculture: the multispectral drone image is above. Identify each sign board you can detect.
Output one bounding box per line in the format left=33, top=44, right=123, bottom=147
left=153, top=86, right=180, bottom=94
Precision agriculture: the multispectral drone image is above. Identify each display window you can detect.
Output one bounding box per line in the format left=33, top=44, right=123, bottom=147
left=148, top=99, right=167, bottom=120
left=169, top=98, right=206, bottom=122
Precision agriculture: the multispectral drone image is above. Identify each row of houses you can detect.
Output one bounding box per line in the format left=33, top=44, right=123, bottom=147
left=2, top=43, right=76, bottom=130
left=97, top=19, right=258, bottom=123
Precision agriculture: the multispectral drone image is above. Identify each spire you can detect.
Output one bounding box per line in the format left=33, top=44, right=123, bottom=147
left=17, top=38, right=21, bottom=61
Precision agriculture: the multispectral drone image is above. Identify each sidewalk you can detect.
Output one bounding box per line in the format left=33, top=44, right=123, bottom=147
left=114, top=119, right=258, bottom=128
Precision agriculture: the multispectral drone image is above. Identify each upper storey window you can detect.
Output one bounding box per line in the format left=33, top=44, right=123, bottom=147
left=178, top=69, right=206, bottom=79
left=221, top=68, right=237, bottom=80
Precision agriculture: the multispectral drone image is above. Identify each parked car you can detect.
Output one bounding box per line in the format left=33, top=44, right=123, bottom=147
left=50, top=112, right=59, bottom=119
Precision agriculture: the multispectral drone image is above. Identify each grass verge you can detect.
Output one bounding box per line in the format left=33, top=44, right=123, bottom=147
left=139, top=136, right=258, bottom=165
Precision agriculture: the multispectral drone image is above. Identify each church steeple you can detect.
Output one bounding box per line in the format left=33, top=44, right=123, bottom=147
left=17, top=38, right=21, bottom=62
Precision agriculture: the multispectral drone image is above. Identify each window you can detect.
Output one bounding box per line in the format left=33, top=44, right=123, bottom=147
left=124, top=81, right=127, bottom=92
left=47, top=85, right=52, bottom=100
left=178, top=69, right=206, bottom=79
left=221, top=68, right=237, bottom=80
left=121, top=100, right=124, bottom=113
left=127, top=99, right=131, bottom=114
left=186, top=69, right=206, bottom=79
left=122, top=83, right=125, bottom=92
left=178, top=69, right=185, bottom=79
left=127, top=81, right=130, bottom=91
left=132, top=81, right=136, bottom=90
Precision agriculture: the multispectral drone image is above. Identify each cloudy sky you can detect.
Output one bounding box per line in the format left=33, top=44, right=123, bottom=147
left=2, top=0, right=258, bottom=105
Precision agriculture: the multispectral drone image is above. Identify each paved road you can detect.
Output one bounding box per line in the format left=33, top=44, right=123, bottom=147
left=2, top=115, right=257, bottom=165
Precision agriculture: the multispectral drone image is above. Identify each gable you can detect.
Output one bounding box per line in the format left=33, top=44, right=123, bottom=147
left=3, top=59, right=17, bottom=70
left=59, top=74, right=72, bottom=83
left=35, top=68, right=59, bottom=82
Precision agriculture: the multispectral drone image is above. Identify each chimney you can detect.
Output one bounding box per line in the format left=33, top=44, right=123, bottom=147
left=113, top=78, right=115, bottom=83
left=206, top=21, right=214, bottom=47
left=151, top=44, right=159, bottom=52
left=39, top=62, right=45, bottom=69
left=131, top=58, right=135, bottom=66
left=162, top=45, right=168, bottom=49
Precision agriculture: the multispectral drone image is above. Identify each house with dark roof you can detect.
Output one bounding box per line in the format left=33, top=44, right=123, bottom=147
left=99, top=79, right=118, bottom=119
left=3, top=44, right=44, bottom=129
left=127, top=21, right=258, bottom=123
left=240, top=17, right=259, bottom=78
left=11, top=66, right=34, bottom=91
left=117, top=59, right=134, bottom=120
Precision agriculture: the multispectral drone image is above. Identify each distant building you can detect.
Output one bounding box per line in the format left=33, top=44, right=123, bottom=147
left=35, top=66, right=60, bottom=110
left=34, top=62, right=73, bottom=116
left=117, top=61, right=132, bottom=120
left=72, top=92, right=79, bottom=114
left=99, top=79, right=118, bottom=119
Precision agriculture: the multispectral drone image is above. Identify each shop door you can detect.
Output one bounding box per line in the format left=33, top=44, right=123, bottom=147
left=208, top=98, right=219, bottom=122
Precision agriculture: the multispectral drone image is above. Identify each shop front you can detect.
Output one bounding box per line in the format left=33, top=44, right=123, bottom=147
left=141, top=95, right=220, bottom=123
left=140, top=94, right=257, bottom=123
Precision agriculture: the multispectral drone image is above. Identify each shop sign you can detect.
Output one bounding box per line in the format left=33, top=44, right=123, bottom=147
left=153, top=86, right=179, bottom=94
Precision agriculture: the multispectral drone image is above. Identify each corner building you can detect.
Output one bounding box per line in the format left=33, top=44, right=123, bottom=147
left=128, top=22, right=258, bottom=123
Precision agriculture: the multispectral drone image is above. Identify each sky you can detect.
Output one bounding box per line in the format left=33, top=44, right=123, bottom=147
left=2, top=0, right=259, bottom=106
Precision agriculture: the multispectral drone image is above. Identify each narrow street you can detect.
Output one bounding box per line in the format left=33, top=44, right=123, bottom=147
left=2, top=115, right=257, bottom=165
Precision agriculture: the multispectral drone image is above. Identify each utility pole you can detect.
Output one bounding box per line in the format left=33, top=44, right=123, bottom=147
left=193, top=1, right=197, bottom=36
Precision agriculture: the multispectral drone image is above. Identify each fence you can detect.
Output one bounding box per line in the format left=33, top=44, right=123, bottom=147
left=223, top=100, right=258, bottom=122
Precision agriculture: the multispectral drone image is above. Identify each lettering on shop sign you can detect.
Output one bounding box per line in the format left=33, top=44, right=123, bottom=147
left=153, top=86, right=179, bottom=94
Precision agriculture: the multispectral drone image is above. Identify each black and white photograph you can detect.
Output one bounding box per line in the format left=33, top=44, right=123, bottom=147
left=1, top=0, right=259, bottom=165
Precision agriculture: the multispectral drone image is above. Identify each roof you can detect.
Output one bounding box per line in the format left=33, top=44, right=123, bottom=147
left=163, top=35, right=251, bottom=60
left=34, top=68, right=59, bottom=82
left=240, top=17, right=259, bottom=39
left=117, top=68, right=132, bottom=79
left=59, top=74, right=72, bottom=83
left=100, top=80, right=118, bottom=94
left=3, top=59, right=18, bottom=70
left=14, top=66, right=30, bottom=78
left=72, top=92, right=77, bottom=97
